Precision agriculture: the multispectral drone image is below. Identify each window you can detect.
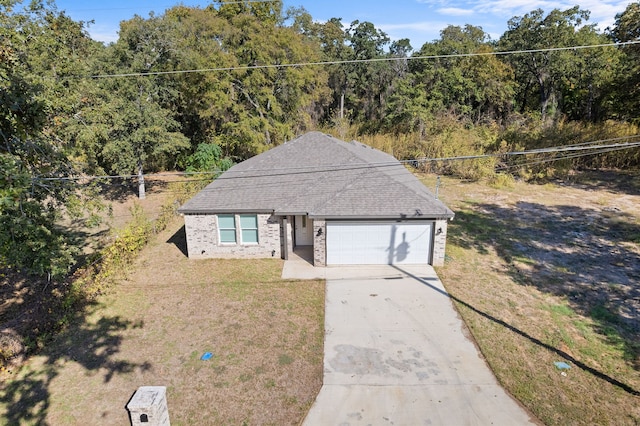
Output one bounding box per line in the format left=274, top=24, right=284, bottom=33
left=240, top=215, right=259, bottom=244
left=218, top=214, right=236, bottom=243
left=217, top=214, right=259, bottom=245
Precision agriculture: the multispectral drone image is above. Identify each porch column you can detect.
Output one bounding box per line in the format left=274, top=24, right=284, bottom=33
left=432, top=219, right=448, bottom=266
left=282, top=216, right=293, bottom=260
left=282, top=216, right=289, bottom=260
left=313, top=219, right=326, bottom=267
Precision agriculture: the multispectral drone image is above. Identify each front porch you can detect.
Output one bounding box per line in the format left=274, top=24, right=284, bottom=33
left=281, top=215, right=326, bottom=267
left=290, top=245, right=313, bottom=264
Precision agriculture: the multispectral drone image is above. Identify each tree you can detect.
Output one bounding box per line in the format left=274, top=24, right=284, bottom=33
left=298, top=17, right=351, bottom=122
left=609, top=2, right=640, bottom=121
left=385, top=25, right=514, bottom=132
left=344, top=20, right=390, bottom=125
left=383, top=74, right=434, bottom=136
left=559, top=30, right=618, bottom=121
left=499, top=7, right=608, bottom=121
left=0, top=0, right=97, bottom=276
left=68, top=14, right=190, bottom=198
left=185, top=141, right=233, bottom=173
left=212, top=1, right=329, bottom=157
left=294, top=17, right=395, bottom=127
left=389, top=38, right=413, bottom=77
left=161, top=5, right=237, bottom=148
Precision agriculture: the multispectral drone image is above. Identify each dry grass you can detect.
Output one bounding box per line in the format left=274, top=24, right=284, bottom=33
left=427, top=171, right=640, bottom=425
left=3, top=170, right=639, bottom=425
left=0, top=218, right=324, bottom=425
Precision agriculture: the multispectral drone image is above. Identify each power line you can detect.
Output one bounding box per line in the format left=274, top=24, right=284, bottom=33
left=209, top=140, right=640, bottom=181
left=414, top=136, right=640, bottom=163
left=33, top=136, right=640, bottom=182
left=60, top=0, right=278, bottom=13
left=496, top=144, right=640, bottom=171
left=86, top=40, right=640, bottom=79
left=37, top=171, right=222, bottom=182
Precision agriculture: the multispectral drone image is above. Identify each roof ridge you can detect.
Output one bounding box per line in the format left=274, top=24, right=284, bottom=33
left=339, top=139, right=438, bottom=200
left=179, top=132, right=453, bottom=219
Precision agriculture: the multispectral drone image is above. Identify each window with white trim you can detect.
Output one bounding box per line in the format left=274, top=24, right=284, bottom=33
left=218, top=214, right=237, bottom=243
left=239, top=215, right=259, bottom=244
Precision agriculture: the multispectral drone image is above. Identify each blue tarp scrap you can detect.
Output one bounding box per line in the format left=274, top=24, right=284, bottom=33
left=554, top=361, right=571, bottom=370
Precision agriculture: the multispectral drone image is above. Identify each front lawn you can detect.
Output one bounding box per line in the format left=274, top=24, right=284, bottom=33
left=2, top=170, right=639, bottom=425
left=431, top=171, right=640, bottom=426
left=0, top=219, right=325, bottom=425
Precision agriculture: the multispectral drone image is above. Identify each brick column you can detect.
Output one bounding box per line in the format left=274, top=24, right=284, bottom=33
left=432, top=219, right=448, bottom=266
left=313, top=219, right=326, bottom=266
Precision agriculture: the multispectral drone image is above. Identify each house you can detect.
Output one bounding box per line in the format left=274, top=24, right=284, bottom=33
left=178, top=132, right=454, bottom=266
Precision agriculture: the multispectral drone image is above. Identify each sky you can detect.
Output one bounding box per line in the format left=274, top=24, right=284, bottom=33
left=52, top=0, right=635, bottom=49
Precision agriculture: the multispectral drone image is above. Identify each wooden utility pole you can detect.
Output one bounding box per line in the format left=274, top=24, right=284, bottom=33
left=137, top=161, right=146, bottom=199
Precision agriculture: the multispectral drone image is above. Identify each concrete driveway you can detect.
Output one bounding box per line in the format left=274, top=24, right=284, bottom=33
left=293, top=264, right=537, bottom=425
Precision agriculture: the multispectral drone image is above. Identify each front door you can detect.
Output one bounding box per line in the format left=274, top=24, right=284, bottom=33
left=294, top=215, right=313, bottom=246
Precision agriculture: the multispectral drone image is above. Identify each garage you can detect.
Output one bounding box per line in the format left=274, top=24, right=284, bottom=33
left=326, top=221, right=433, bottom=265
left=180, top=132, right=454, bottom=266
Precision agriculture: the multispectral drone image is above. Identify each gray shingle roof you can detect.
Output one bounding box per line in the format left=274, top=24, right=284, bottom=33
left=179, top=132, right=454, bottom=219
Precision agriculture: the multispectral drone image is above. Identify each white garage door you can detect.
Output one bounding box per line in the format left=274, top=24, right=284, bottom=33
left=326, top=221, right=432, bottom=265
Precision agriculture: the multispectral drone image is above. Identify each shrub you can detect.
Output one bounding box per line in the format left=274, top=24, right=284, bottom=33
left=488, top=173, right=516, bottom=189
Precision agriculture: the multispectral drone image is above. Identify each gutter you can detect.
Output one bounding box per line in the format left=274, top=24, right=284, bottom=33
left=308, top=213, right=455, bottom=220
left=178, top=208, right=276, bottom=215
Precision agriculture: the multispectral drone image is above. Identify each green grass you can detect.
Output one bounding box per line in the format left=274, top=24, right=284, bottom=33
left=544, top=303, right=575, bottom=317
left=278, top=354, right=294, bottom=366
left=590, top=304, right=620, bottom=324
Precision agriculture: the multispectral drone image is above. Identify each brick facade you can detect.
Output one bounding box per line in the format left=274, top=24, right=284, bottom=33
left=432, top=219, right=448, bottom=266
left=183, top=213, right=448, bottom=266
left=184, top=213, right=281, bottom=259
left=313, top=219, right=326, bottom=266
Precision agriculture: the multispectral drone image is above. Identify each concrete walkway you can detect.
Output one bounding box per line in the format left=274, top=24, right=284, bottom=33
left=283, top=259, right=537, bottom=425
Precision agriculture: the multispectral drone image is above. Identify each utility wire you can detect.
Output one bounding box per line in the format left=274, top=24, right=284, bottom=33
left=207, top=140, right=640, bottom=181
left=34, top=136, right=640, bottom=182
left=87, top=40, right=640, bottom=79
left=414, top=138, right=640, bottom=163
left=37, top=171, right=224, bottom=182
left=495, top=144, right=640, bottom=171
left=62, top=0, right=277, bottom=12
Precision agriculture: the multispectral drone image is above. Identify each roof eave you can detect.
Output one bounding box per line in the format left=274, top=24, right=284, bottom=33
left=178, top=208, right=275, bottom=215
left=274, top=210, right=309, bottom=216
left=309, top=213, right=455, bottom=220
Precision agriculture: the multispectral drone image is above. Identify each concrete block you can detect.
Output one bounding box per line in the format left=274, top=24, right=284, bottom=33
left=127, top=386, right=170, bottom=426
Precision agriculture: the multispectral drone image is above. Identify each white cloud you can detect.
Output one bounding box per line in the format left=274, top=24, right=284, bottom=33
left=378, top=20, right=450, bottom=46
left=472, top=0, right=631, bottom=25
left=86, top=24, right=119, bottom=44
left=473, top=0, right=563, bottom=17
left=438, top=7, right=475, bottom=16
left=381, top=20, right=449, bottom=32
left=420, top=0, right=633, bottom=33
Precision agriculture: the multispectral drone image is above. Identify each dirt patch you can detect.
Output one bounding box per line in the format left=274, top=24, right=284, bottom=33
left=428, top=169, right=640, bottom=425
left=0, top=271, right=70, bottom=369
left=94, top=173, right=189, bottom=231
left=452, top=172, right=640, bottom=332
